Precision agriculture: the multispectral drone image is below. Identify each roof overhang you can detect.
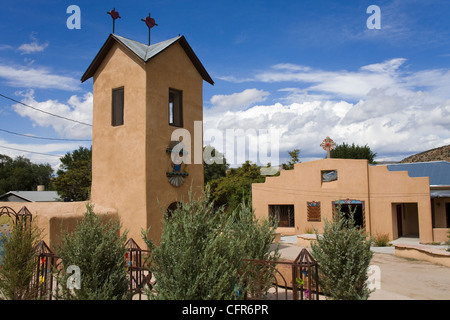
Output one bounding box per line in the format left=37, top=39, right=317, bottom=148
left=81, top=33, right=214, bottom=85
left=430, top=189, right=450, bottom=198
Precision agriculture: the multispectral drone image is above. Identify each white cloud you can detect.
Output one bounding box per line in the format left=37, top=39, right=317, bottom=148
left=0, top=44, right=13, bottom=51
left=210, top=88, right=269, bottom=111
left=205, top=96, right=450, bottom=165
left=17, top=33, right=49, bottom=54
left=12, top=90, right=92, bottom=140
left=0, top=64, right=80, bottom=91
left=207, top=58, right=450, bottom=164
left=220, top=58, right=450, bottom=101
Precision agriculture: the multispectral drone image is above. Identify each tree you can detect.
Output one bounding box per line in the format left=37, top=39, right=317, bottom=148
left=311, top=204, right=374, bottom=300
left=203, top=145, right=229, bottom=185
left=208, top=161, right=265, bottom=212
left=53, top=146, right=92, bottom=201
left=143, top=191, right=278, bottom=300
left=281, top=149, right=301, bottom=170
left=0, top=215, right=42, bottom=300
left=54, top=203, right=129, bottom=300
left=0, top=154, right=53, bottom=195
left=330, top=143, right=377, bottom=164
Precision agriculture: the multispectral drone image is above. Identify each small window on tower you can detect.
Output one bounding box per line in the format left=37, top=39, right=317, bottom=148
left=111, top=87, right=124, bottom=126
left=169, top=88, right=183, bottom=127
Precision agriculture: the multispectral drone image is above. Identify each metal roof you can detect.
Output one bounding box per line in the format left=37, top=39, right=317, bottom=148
left=81, top=33, right=214, bottom=85
left=0, top=191, right=61, bottom=202
left=386, top=161, right=450, bottom=186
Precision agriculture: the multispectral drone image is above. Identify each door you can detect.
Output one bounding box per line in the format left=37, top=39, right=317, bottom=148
left=396, top=204, right=403, bottom=237
left=446, top=203, right=450, bottom=228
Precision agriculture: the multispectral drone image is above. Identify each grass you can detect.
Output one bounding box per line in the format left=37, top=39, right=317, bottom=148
left=373, top=233, right=391, bottom=247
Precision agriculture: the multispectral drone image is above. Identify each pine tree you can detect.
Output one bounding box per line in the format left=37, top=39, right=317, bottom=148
left=54, top=203, right=129, bottom=300
left=311, top=204, right=374, bottom=300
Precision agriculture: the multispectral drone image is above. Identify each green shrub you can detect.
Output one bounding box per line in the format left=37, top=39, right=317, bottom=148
left=0, top=216, right=42, bottom=300
left=311, top=204, right=373, bottom=300
left=54, top=203, right=129, bottom=300
left=143, top=192, right=278, bottom=300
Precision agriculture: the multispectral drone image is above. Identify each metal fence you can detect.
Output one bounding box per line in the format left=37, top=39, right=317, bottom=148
left=242, top=248, right=320, bottom=300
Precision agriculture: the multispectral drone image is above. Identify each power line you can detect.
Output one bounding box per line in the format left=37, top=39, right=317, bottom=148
left=0, top=128, right=91, bottom=142
left=0, top=93, right=92, bottom=127
left=0, top=145, right=63, bottom=158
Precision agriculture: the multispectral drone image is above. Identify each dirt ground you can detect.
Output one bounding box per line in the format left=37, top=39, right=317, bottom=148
left=275, top=243, right=450, bottom=300
left=369, top=252, right=450, bottom=300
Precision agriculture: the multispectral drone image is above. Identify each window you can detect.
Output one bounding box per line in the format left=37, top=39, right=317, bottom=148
left=111, top=87, right=124, bottom=126
left=169, top=88, right=183, bottom=127
left=269, top=205, right=295, bottom=228
left=307, top=201, right=321, bottom=222
left=321, top=170, right=337, bottom=182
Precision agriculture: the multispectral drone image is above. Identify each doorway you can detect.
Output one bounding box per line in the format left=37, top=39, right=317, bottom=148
left=392, top=203, right=419, bottom=239
left=396, top=204, right=403, bottom=237
left=446, top=203, right=450, bottom=228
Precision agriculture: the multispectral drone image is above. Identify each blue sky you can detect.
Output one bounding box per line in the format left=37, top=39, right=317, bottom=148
left=1, top=0, right=450, bottom=170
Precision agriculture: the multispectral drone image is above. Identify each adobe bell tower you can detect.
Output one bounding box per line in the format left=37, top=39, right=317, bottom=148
left=81, top=33, right=214, bottom=246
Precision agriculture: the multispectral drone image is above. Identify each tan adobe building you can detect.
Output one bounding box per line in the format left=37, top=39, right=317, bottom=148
left=252, top=158, right=450, bottom=244
left=81, top=34, right=213, bottom=246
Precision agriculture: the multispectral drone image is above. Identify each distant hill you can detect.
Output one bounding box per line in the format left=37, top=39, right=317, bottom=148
left=400, top=145, right=450, bottom=163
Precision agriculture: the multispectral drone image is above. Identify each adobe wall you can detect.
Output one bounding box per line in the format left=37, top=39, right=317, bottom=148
left=0, top=201, right=117, bottom=249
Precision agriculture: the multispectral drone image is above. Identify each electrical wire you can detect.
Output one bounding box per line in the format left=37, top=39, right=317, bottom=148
left=0, top=128, right=91, bottom=142
left=0, top=145, right=63, bottom=158
left=0, top=93, right=92, bottom=127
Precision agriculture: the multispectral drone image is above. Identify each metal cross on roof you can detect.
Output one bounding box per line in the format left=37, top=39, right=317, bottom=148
left=320, top=136, right=336, bottom=159
left=141, top=12, right=158, bottom=45
left=107, top=8, right=121, bottom=33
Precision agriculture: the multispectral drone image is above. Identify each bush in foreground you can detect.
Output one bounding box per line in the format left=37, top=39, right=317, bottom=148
left=54, top=203, right=129, bottom=300
left=144, top=192, right=278, bottom=300
left=311, top=204, right=373, bottom=300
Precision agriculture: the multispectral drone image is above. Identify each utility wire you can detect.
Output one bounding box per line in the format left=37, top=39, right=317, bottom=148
left=0, top=128, right=91, bottom=142
left=0, top=93, right=92, bottom=127
left=0, top=145, right=63, bottom=158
